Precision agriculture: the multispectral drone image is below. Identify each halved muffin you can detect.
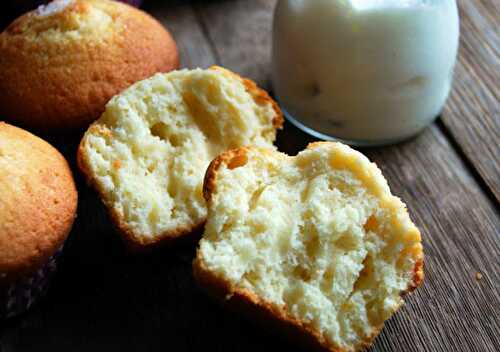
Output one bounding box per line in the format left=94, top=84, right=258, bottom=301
left=194, top=142, right=423, bottom=351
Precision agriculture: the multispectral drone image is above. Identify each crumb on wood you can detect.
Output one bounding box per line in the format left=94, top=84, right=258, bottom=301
left=475, top=272, right=483, bottom=281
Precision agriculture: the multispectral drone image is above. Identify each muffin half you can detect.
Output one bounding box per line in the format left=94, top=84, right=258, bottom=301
left=194, top=142, right=423, bottom=351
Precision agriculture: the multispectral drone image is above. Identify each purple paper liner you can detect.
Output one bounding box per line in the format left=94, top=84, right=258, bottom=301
left=120, top=0, right=143, bottom=7
left=0, top=246, right=63, bottom=319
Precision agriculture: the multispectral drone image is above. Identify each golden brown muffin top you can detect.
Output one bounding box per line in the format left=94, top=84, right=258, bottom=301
left=0, top=122, right=78, bottom=283
left=0, top=0, right=179, bottom=131
left=4, top=0, right=126, bottom=43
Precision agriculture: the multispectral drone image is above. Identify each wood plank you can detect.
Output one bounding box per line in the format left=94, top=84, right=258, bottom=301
left=439, top=0, right=500, bottom=202
left=196, top=1, right=500, bottom=351
left=143, top=1, right=216, bottom=69
left=193, top=0, right=275, bottom=88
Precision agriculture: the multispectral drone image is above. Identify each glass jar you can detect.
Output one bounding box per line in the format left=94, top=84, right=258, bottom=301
left=272, top=0, right=459, bottom=146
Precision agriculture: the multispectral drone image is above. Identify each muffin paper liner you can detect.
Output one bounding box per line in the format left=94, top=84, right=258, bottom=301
left=121, top=0, right=143, bottom=7
left=0, top=246, right=63, bottom=319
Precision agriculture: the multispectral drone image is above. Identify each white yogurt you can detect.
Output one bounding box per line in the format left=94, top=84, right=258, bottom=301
left=272, top=0, right=459, bottom=145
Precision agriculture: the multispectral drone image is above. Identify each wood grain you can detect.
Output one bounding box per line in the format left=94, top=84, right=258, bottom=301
left=438, top=0, right=499, bottom=202
left=196, top=1, right=500, bottom=351
left=193, top=0, right=275, bottom=88
left=145, top=1, right=215, bottom=69
left=1, top=2, right=499, bottom=352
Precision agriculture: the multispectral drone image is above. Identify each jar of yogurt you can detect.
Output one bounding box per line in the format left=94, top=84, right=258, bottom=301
left=272, top=0, right=459, bottom=146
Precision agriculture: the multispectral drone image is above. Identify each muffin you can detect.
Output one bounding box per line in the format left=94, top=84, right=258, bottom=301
left=78, top=66, right=283, bottom=249
left=0, top=122, right=78, bottom=318
left=0, top=0, right=179, bottom=132
left=194, top=142, right=424, bottom=351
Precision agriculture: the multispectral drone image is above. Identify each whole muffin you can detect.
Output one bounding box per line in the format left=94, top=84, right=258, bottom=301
left=0, top=0, right=179, bottom=131
left=0, top=122, right=78, bottom=318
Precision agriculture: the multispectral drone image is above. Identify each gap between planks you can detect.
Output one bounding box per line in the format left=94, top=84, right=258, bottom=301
left=434, top=0, right=499, bottom=203
left=437, top=118, right=500, bottom=212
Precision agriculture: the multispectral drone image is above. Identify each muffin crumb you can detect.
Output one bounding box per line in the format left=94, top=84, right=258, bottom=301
left=78, top=67, right=283, bottom=248
left=195, top=142, right=423, bottom=352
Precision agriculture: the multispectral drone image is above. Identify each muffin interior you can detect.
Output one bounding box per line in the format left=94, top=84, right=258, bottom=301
left=198, top=144, right=423, bottom=349
left=80, top=67, right=280, bottom=243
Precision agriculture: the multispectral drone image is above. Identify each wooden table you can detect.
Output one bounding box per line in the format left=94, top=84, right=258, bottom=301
left=1, top=1, right=499, bottom=351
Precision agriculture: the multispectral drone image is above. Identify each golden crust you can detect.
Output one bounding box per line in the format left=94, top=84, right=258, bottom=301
left=76, top=66, right=283, bottom=249
left=193, top=253, right=388, bottom=352
left=209, top=66, right=284, bottom=130
left=203, top=147, right=253, bottom=203
left=0, top=122, right=78, bottom=284
left=192, top=256, right=333, bottom=352
left=196, top=143, right=424, bottom=352
left=0, top=0, right=179, bottom=132
left=203, top=145, right=280, bottom=204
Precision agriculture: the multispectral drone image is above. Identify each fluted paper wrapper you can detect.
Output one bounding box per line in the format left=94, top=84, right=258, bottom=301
left=0, top=246, right=63, bottom=319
